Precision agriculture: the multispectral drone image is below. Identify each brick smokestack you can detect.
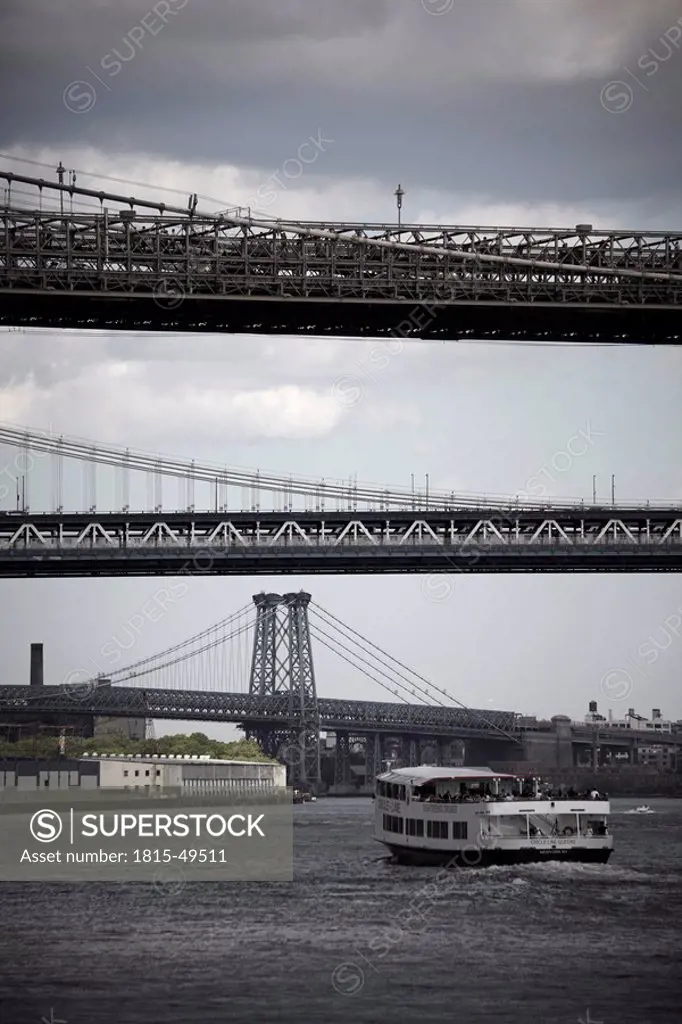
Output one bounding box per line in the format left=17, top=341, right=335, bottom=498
left=30, top=643, right=44, bottom=688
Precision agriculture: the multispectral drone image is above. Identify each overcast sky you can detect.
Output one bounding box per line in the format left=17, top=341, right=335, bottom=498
left=1, top=0, right=681, bottom=734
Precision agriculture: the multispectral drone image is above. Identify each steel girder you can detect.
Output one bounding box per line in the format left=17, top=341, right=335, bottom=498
left=1, top=200, right=680, bottom=341
left=0, top=684, right=518, bottom=738
left=1, top=686, right=678, bottom=748
left=0, top=508, right=681, bottom=576
left=2, top=208, right=680, bottom=295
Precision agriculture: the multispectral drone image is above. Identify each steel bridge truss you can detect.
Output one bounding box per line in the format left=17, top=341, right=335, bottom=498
left=2, top=685, right=677, bottom=750
left=1, top=508, right=681, bottom=576
left=247, top=592, right=320, bottom=786
left=0, top=684, right=519, bottom=738
left=1, top=172, right=680, bottom=341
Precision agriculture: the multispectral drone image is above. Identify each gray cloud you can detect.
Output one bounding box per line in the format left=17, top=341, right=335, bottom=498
left=1, top=0, right=681, bottom=206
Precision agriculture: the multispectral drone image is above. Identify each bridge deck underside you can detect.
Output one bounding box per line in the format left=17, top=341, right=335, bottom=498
left=0, top=293, right=679, bottom=343
left=0, top=547, right=680, bottom=576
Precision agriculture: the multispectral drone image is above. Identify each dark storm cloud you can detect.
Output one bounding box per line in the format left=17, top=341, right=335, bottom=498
left=1, top=0, right=681, bottom=205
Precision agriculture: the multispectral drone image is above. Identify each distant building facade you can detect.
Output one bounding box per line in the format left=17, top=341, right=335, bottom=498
left=585, top=702, right=676, bottom=734
left=0, top=755, right=286, bottom=793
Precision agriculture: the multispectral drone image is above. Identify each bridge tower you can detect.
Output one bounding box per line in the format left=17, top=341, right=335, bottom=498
left=247, top=591, right=321, bottom=789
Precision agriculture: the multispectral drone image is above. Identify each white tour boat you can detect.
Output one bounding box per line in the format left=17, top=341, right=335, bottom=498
left=374, top=766, right=613, bottom=866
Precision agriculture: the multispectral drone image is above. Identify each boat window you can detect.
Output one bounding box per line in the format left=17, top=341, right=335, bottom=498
left=426, top=820, right=448, bottom=840
left=494, top=815, right=529, bottom=837
left=382, top=814, right=404, bottom=834
left=452, top=822, right=468, bottom=839
left=580, top=816, right=608, bottom=835
left=406, top=818, right=424, bottom=837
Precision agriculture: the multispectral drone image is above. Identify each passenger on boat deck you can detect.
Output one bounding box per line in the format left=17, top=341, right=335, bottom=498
left=590, top=789, right=600, bottom=800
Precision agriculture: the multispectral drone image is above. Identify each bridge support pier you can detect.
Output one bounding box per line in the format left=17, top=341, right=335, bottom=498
left=407, top=737, right=419, bottom=767
left=418, top=738, right=432, bottom=764
left=437, top=740, right=453, bottom=765
left=365, top=733, right=384, bottom=781
left=334, top=732, right=352, bottom=788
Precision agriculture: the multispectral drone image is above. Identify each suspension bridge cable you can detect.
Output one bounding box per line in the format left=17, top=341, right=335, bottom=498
left=312, top=601, right=521, bottom=741
left=100, top=602, right=255, bottom=681
left=309, top=626, right=423, bottom=705
left=0, top=153, right=245, bottom=212
left=116, top=614, right=257, bottom=684
left=308, top=620, right=440, bottom=707
left=3, top=421, right=630, bottom=510
left=309, top=606, right=448, bottom=707
left=313, top=601, right=458, bottom=705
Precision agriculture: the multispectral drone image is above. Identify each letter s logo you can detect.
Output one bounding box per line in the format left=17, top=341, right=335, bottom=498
left=30, top=809, right=63, bottom=843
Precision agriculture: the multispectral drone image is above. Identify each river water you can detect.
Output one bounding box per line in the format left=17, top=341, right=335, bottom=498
left=0, top=797, right=680, bottom=1023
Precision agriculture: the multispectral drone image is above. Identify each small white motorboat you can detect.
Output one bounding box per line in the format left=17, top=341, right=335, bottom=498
left=624, top=805, right=654, bottom=814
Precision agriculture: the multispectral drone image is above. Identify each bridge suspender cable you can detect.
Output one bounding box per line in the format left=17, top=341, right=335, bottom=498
left=308, top=625, right=437, bottom=707
left=309, top=606, right=449, bottom=706
left=2, top=422, right=663, bottom=510
left=311, top=601, right=522, bottom=744
left=114, top=615, right=256, bottom=685
left=87, top=602, right=254, bottom=684
left=308, top=620, right=442, bottom=708
left=308, top=620, right=521, bottom=745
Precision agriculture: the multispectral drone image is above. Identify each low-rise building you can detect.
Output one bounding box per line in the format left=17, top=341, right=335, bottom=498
left=0, top=754, right=286, bottom=792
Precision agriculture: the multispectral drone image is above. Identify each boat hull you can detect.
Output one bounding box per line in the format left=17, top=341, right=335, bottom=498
left=382, top=843, right=612, bottom=867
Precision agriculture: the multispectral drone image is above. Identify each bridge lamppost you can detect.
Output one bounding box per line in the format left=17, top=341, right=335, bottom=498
left=394, top=183, right=404, bottom=232
left=56, top=161, right=65, bottom=219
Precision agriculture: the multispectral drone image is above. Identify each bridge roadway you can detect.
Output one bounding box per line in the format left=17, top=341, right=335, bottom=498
left=1, top=506, right=681, bottom=577
left=1, top=685, right=677, bottom=750
left=0, top=684, right=518, bottom=739
left=1, top=173, right=680, bottom=343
